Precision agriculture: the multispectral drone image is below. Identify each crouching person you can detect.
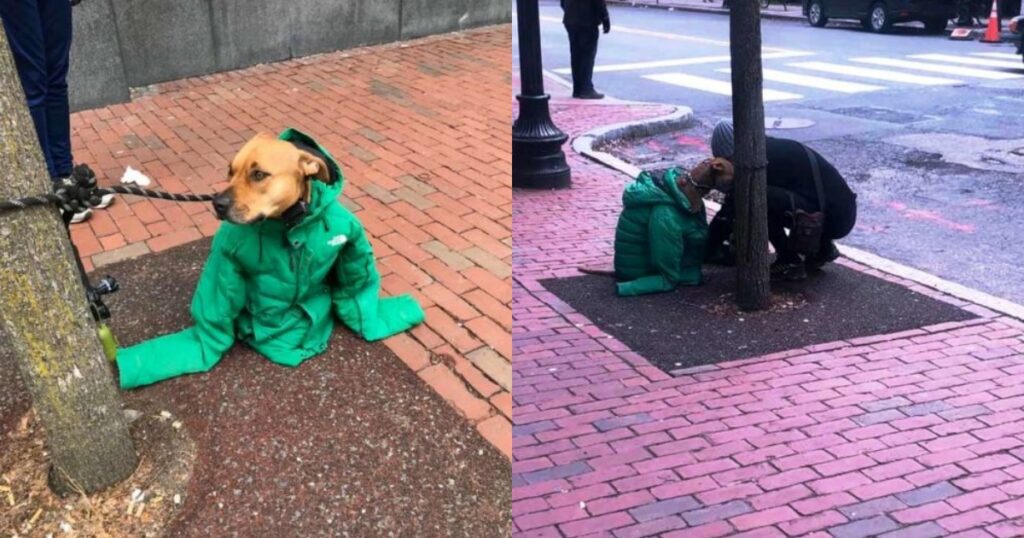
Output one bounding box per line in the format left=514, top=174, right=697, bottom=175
left=611, top=168, right=709, bottom=296
left=700, top=120, right=858, bottom=281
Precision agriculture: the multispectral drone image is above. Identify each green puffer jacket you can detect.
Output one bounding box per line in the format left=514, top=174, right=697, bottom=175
left=116, top=128, right=425, bottom=389
left=613, top=169, right=709, bottom=296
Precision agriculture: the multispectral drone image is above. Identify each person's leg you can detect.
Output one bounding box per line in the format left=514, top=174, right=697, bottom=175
left=809, top=196, right=857, bottom=269
left=705, top=197, right=735, bottom=265
left=0, top=0, right=55, bottom=177
left=579, top=25, right=600, bottom=94
left=765, top=186, right=811, bottom=264
left=39, top=0, right=72, bottom=178
left=565, top=24, right=583, bottom=95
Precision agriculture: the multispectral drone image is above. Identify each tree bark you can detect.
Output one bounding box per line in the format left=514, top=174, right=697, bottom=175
left=729, top=0, right=771, bottom=311
left=0, top=25, right=137, bottom=494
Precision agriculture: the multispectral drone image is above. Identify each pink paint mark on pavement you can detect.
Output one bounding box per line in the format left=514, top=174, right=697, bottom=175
left=675, top=134, right=709, bottom=152
left=888, top=201, right=907, bottom=211
left=963, top=198, right=1000, bottom=210
left=885, top=200, right=975, bottom=233
left=903, top=209, right=976, bottom=233
left=646, top=139, right=666, bottom=153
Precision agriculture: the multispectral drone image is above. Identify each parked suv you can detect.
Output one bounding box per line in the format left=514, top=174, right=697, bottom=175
left=802, top=0, right=956, bottom=33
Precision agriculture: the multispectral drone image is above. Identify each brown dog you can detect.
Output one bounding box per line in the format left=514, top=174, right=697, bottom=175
left=689, top=157, right=735, bottom=193
left=212, top=133, right=331, bottom=224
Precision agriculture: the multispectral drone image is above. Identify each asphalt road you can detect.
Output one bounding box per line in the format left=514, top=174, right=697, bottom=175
left=519, top=1, right=1024, bottom=306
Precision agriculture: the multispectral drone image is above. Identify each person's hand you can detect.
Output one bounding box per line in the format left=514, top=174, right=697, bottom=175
left=603, top=19, right=611, bottom=33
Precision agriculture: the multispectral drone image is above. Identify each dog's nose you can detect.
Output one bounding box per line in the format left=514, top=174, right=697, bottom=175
left=212, top=194, right=231, bottom=218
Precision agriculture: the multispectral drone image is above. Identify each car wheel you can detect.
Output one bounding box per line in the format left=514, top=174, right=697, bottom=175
left=867, top=2, right=892, bottom=32
left=808, top=0, right=828, bottom=27
left=924, top=17, right=948, bottom=33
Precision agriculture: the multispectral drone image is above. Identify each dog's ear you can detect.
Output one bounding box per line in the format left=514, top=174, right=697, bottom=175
left=299, top=151, right=331, bottom=182
left=709, top=159, right=727, bottom=172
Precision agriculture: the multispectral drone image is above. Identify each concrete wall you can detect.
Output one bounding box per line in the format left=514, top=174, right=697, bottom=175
left=68, top=0, right=511, bottom=112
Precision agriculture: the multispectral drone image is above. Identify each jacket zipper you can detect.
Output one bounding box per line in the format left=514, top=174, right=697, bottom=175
left=293, top=247, right=304, bottom=305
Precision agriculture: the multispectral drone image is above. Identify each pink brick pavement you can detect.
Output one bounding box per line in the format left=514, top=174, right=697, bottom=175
left=511, top=96, right=1024, bottom=536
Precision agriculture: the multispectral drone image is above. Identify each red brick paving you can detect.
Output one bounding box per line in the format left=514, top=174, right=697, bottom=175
left=67, top=27, right=511, bottom=457
left=511, top=93, right=1024, bottom=535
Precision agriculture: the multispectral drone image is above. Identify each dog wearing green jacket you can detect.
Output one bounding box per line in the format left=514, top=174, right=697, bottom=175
left=608, top=168, right=709, bottom=296
left=115, top=129, right=425, bottom=389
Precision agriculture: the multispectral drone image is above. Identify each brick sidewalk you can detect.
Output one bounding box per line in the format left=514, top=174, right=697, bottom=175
left=512, top=99, right=1024, bottom=536
left=67, top=26, right=511, bottom=457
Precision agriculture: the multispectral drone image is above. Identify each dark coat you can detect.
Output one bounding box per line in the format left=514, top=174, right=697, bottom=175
left=706, top=137, right=857, bottom=258
left=561, top=0, right=610, bottom=26
left=760, top=137, right=856, bottom=217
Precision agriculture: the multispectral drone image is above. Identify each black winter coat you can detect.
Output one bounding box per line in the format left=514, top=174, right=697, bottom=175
left=561, top=0, right=609, bottom=26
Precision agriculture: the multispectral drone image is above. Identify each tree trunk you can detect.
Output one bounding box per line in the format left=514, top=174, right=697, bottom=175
left=0, top=25, right=137, bottom=494
left=729, top=0, right=771, bottom=311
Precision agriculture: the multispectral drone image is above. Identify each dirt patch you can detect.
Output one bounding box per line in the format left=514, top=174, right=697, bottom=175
left=699, top=289, right=810, bottom=318
left=597, top=123, right=713, bottom=173
left=0, top=405, right=194, bottom=538
left=541, top=263, right=976, bottom=373
left=1, top=236, right=510, bottom=537
left=99, top=239, right=511, bottom=537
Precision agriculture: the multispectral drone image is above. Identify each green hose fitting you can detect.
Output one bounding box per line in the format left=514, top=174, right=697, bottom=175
left=98, top=323, right=118, bottom=363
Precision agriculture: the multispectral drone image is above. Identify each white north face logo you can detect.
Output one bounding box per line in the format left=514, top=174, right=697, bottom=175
left=328, top=234, right=347, bottom=247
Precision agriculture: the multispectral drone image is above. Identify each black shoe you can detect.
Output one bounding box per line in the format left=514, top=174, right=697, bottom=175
left=807, top=241, right=840, bottom=271
left=771, top=260, right=807, bottom=282
left=573, top=90, right=605, bottom=100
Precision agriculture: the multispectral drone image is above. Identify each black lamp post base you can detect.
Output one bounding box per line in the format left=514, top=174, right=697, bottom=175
left=513, top=94, right=571, bottom=189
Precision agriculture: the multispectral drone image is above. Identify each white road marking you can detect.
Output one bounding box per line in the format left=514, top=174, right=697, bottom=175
left=540, top=16, right=730, bottom=46
left=539, top=15, right=799, bottom=54
left=788, top=61, right=963, bottom=85
left=851, top=57, right=1023, bottom=79
left=555, top=50, right=815, bottom=75
left=910, top=53, right=1024, bottom=70
left=971, top=52, right=1023, bottom=60
left=644, top=72, right=803, bottom=101
left=543, top=69, right=574, bottom=89
left=718, top=67, right=886, bottom=92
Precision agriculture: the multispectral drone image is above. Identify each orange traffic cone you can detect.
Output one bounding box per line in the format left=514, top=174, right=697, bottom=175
left=980, top=0, right=1002, bottom=43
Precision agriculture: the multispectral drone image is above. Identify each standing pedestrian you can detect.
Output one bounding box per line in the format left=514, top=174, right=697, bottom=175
left=561, top=0, right=610, bottom=100
left=0, top=0, right=112, bottom=224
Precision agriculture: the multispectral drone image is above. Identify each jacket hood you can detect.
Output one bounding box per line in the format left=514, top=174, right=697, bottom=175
left=277, top=128, right=345, bottom=223
left=624, top=169, right=696, bottom=213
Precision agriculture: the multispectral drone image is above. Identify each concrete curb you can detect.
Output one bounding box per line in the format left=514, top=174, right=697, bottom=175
left=573, top=106, right=1024, bottom=322
left=572, top=105, right=695, bottom=179
left=607, top=0, right=805, bottom=22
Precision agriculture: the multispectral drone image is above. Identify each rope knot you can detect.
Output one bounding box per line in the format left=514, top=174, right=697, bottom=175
left=54, top=164, right=103, bottom=213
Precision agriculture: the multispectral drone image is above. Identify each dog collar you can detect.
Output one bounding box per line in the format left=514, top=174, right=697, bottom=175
left=279, top=200, right=309, bottom=228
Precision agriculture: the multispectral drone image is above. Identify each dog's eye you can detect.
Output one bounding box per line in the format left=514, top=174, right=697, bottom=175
left=250, top=170, right=268, bottom=182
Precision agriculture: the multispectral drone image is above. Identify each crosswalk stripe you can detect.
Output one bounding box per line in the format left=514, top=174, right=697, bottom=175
left=971, top=52, right=1022, bottom=60
left=644, top=72, right=803, bottom=101
left=909, top=53, right=1024, bottom=70
left=718, top=67, right=886, bottom=92
left=851, top=57, right=1023, bottom=79
left=787, top=61, right=962, bottom=85
left=552, top=50, right=813, bottom=75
